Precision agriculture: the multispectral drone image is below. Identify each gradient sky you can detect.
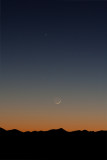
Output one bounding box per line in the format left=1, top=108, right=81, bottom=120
left=0, top=0, right=107, bottom=131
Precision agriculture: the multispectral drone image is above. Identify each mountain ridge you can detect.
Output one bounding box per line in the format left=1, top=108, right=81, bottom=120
left=0, top=127, right=107, bottom=135
left=0, top=127, right=107, bottom=160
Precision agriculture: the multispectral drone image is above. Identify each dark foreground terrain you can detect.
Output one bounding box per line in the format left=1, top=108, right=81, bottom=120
left=0, top=127, right=107, bottom=160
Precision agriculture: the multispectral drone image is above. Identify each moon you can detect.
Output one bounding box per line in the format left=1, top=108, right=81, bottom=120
left=54, top=97, right=62, bottom=105
left=56, top=100, right=61, bottom=104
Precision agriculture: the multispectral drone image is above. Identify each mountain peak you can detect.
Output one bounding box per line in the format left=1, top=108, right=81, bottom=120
left=58, top=128, right=66, bottom=132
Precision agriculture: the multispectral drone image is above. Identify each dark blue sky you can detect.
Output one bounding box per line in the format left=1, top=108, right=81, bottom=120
left=1, top=0, right=107, bottom=131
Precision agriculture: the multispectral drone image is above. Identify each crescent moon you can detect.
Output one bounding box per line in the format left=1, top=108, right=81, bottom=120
left=54, top=97, right=62, bottom=105
left=56, top=100, right=61, bottom=105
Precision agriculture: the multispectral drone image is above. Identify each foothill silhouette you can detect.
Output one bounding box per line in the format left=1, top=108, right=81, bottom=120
left=0, top=127, right=107, bottom=160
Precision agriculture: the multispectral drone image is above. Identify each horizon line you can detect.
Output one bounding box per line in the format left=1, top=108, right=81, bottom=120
left=0, top=127, right=107, bottom=133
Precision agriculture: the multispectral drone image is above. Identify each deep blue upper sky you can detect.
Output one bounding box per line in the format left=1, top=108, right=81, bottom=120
left=2, top=0, right=107, bottom=83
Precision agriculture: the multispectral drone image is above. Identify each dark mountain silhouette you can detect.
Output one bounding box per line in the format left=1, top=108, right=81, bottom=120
left=0, top=127, right=6, bottom=134
left=0, top=127, right=107, bottom=160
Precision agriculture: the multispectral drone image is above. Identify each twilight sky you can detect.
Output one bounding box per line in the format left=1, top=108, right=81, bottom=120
left=0, top=0, right=107, bottom=131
